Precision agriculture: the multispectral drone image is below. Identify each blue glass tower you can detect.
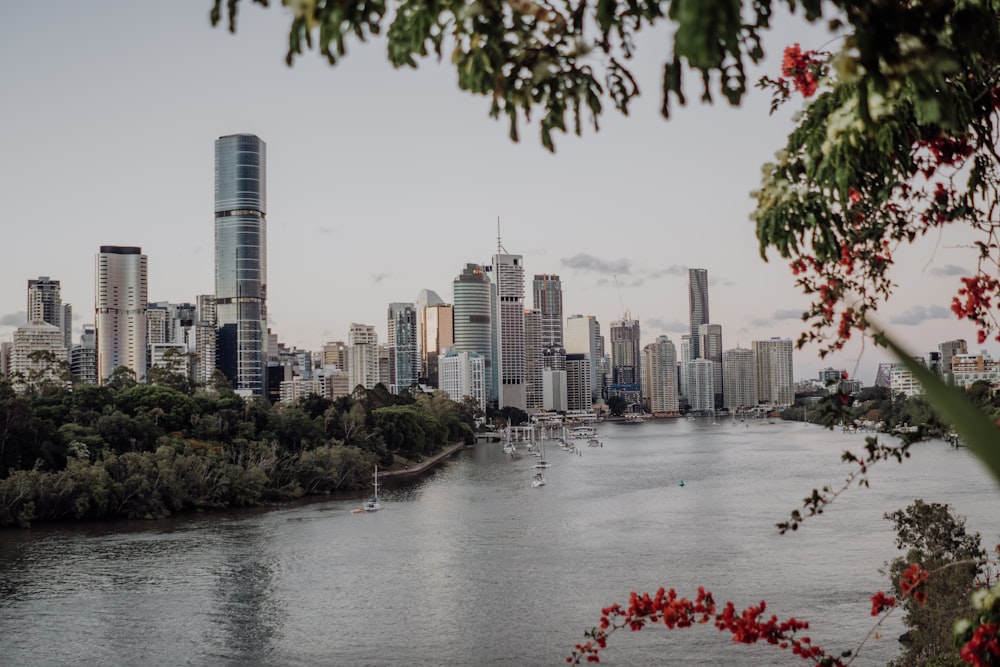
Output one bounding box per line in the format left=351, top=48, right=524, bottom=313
left=214, top=134, right=267, bottom=396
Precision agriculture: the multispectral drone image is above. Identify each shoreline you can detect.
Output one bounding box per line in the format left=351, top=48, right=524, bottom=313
left=381, top=441, right=469, bottom=484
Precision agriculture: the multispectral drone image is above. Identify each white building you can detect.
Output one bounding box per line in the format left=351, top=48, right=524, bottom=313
left=752, top=337, right=794, bottom=406
left=439, top=350, right=486, bottom=412
left=723, top=347, right=757, bottom=410
left=10, top=321, right=68, bottom=391
left=542, top=369, right=568, bottom=412
left=890, top=360, right=926, bottom=397
left=492, top=248, right=527, bottom=410
left=95, top=245, right=148, bottom=383
left=348, top=323, right=379, bottom=391
left=565, top=314, right=602, bottom=404
left=643, top=336, right=679, bottom=415
left=686, top=358, right=715, bottom=413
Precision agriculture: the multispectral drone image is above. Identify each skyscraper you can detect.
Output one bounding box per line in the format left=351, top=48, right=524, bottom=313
left=492, top=246, right=527, bottom=410
left=95, top=245, right=147, bottom=383
left=698, top=322, right=723, bottom=407
left=753, top=337, right=795, bottom=406
left=723, top=347, right=757, bottom=410
left=566, top=314, right=601, bottom=404
left=387, top=302, right=419, bottom=394
left=214, top=133, right=267, bottom=396
left=643, top=336, right=679, bottom=415
left=532, top=274, right=565, bottom=370
left=689, top=268, right=709, bottom=359
left=348, top=323, right=379, bottom=391
left=415, top=289, right=453, bottom=387
left=453, top=263, right=496, bottom=407
left=27, top=276, right=71, bottom=349
left=609, top=315, right=641, bottom=385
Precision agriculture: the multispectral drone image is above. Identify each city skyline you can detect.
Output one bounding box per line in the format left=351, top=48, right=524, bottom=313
left=1, top=3, right=994, bottom=385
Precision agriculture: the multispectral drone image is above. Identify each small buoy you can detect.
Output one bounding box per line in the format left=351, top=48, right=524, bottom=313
left=679, top=480, right=685, bottom=487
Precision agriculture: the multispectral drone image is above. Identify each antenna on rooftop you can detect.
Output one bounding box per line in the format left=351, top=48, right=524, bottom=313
left=497, top=216, right=508, bottom=254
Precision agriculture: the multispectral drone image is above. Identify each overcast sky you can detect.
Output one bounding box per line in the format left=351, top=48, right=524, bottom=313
left=1, top=1, right=990, bottom=384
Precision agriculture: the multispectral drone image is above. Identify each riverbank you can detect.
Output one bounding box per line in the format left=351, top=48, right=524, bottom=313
left=383, top=441, right=469, bottom=484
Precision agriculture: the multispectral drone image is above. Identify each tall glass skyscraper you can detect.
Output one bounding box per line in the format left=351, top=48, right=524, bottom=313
left=214, top=134, right=267, bottom=396
left=688, top=268, right=709, bottom=359
left=453, top=263, right=496, bottom=407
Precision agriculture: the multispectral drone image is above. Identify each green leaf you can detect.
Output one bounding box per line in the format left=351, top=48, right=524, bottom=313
left=878, top=330, right=1000, bottom=486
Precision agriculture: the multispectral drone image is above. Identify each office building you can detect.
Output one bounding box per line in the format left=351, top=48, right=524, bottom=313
left=687, top=358, right=715, bottom=413
left=698, top=323, right=723, bottom=407
left=70, top=324, right=98, bottom=385
left=10, top=320, right=68, bottom=391
left=565, top=314, right=602, bottom=404
left=439, top=350, right=486, bottom=412
left=689, top=268, right=709, bottom=359
left=565, top=353, right=593, bottom=412
left=532, top=274, right=565, bottom=370
left=95, top=245, right=147, bottom=383
left=524, top=308, right=543, bottom=410
left=214, top=133, right=267, bottom=396
left=492, top=246, right=527, bottom=410
left=938, top=339, right=968, bottom=385
left=452, top=263, right=496, bottom=407
left=415, top=290, right=453, bottom=387
left=387, top=302, right=419, bottom=394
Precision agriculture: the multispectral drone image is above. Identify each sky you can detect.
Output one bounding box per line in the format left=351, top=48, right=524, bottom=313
left=0, top=1, right=992, bottom=385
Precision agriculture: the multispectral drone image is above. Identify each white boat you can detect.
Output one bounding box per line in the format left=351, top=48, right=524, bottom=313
left=587, top=438, right=601, bottom=447
left=531, top=472, right=546, bottom=487
left=533, top=439, right=550, bottom=468
left=362, top=466, right=383, bottom=511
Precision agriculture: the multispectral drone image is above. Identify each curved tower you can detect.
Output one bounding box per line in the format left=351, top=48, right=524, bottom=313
left=214, top=134, right=267, bottom=396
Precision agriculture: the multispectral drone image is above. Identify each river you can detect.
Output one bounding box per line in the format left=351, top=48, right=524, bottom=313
left=2, top=418, right=998, bottom=666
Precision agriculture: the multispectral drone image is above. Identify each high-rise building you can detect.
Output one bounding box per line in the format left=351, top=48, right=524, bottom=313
left=70, top=324, right=98, bottom=385
left=723, top=347, right=757, bottom=410
left=95, top=245, right=147, bottom=383
left=752, top=337, right=795, bottom=406
left=643, top=336, right=679, bottom=415
left=565, top=353, right=593, bottom=412
left=453, top=263, right=496, bottom=407
left=322, top=341, right=349, bottom=370
left=524, top=308, right=543, bottom=410
left=387, top=302, right=419, bottom=394
left=688, top=268, right=709, bottom=359
left=532, top=274, right=565, bottom=370
left=348, top=324, right=379, bottom=391
left=687, top=358, right=715, bottom=413
left=609, top=315, right=641, bottom=385
left=415, top=290, right=453, bottom=387
left=439, top=350, right=486, bottom=412
left=10, top=320, right=68, bottom=391
left=214, top=133, right=267, bottom=396
left=492, top=246, right=527, bottom=410
left=938, top=339, right=968, bottom=385
left=698, top=323, right=723, bottom=407
left=565, top=314, right=601, bottom=404
left=27, top=276, right=71, bottom=349
left=678, top=334, right=692, bottom=399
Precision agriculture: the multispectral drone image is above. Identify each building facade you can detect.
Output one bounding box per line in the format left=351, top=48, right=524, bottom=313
left=492, top=250, right=526, bottom=410
left=28, top=276, right=71, bottom=349
left=688, top=268, right=709, bottom=359
left=439, top=350, right=486, bottom=412
left=722, top=347, right=757, bottom=410
left=214, top=133, right=267, bottom=396
left=452, top=263, right=496, bottom=407
left=387, top=302, right=419, bottom=394
left=347, top=324, right=379, bottom=391
left=752, top=337, right=795, bottom=406
left=565, top=314, right=602, bottom=404
left=643, top=335, right=679, bottom=415
left=532, top=274, right=565, bottom=370
left=95, top=245, right=147, bottom=383
left=10, top=321, right=68, bottom=391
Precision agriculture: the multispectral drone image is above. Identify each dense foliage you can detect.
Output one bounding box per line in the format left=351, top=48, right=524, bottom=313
left=0, top=376, right=476, bottom=527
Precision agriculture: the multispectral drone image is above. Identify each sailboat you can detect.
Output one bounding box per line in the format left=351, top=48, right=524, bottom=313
left=363, top=466, right=383, bottom=511
left=531, top=472, right=546, bottom=487
left=502, top=420, right=517, bottom=457
left=533, top=438, right=551, bottom=469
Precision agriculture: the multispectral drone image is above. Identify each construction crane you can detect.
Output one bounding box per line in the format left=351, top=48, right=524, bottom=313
left=612, top=274, right=630, bottom=321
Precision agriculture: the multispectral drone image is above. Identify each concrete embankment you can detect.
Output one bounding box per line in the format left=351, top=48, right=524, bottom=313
left=379, top=441, right=469, bottom=484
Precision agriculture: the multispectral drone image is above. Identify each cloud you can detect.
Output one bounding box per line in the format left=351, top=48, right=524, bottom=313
left=647, top=265, right=688, bottom=279
left=773, top=309, right=805, bottom=321
left=750, top=309, right=804, bottom=328
left=371, top=272, right=389, bottom=284
left=645, top=318, right=688, bottom=334
left=888, top=305, right=952, bottom=326
left=928, top=264, right=969, bottom=277
left=315, top=226, right=336, bottom=235
left=561, top=253, right=631, bottom=275
left=0, top=311, right=26, bottom=326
